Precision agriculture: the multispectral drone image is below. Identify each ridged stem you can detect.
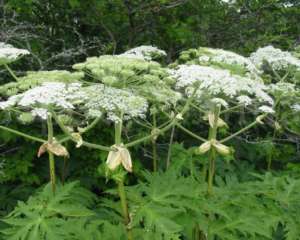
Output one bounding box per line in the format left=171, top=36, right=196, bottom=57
left=47, top=114, right=56, bottom=194
left=114, top=119, right=133, bottom=240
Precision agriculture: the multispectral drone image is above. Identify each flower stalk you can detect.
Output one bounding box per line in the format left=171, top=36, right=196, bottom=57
left=207, top=105, right=220, bottom=195
left=114, top=118, right=133, bottom=240
left=47, top=113, right=56, bottom=194
left=152, top=112, right=158, bottom=172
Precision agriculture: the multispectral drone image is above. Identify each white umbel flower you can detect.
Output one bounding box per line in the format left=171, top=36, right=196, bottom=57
left=0, top=82, right=85, bottom=119
left=84, top=84, right=148, bottom=122
left=250, top=46, right=300, bottom=71
left=237, top=95, right=252, bottom=106
left=170, top=65, right=273, bottom=105
left=211, top=98, right=228, bottom=108
left=258, top=105, right=275, bottom=114
left=119, top=45, right=167, bottom=60
left=0, top=42, right=30, bottom=65
left=291, top=104, right=300, bottom=112
left=198, top=47, right=260, bottom=78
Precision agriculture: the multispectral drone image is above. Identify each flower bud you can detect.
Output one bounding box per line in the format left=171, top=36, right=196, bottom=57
left=213, top=142, right=231, bottom=156
left=197, top=141, right=211, bottom=154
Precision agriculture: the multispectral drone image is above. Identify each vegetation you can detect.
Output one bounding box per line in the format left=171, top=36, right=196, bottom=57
left=0, top=1, right=300, bottom=240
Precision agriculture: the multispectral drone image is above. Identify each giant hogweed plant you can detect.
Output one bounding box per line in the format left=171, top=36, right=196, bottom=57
left=0, top=45, right=187, bottom=239
left=0, top=43, right=299, bottom=239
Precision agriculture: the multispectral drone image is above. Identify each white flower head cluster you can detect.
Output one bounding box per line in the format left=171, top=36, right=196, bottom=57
left=291, top=104, right=300, bottom=112
left=118, top=45, right=167, bottom=61
left=0, top=82, right=86, bottom=119
left=237, top=95, right=252, bottom=106
left=211, top=98, right=229, bottom=108
left=220, top=0, right=236, bottom=4
left=84, top=84, right=148, bottom=122
left=268, top=82, right=297, bottom=95
left=250, top=46, right=300, bottom=71
left=170, top=65, right=273, bottom=107
left=198, top=47, right=261, bottom=78
left=258, top=105, right=275, bottom=114
left=0, top=42, right=30, bottom=65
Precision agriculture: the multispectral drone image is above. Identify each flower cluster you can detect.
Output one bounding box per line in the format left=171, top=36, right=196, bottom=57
left=0, top=82, right=85, bottom=119
left=118, top=45, right=167, bottom=61
left=170, top=64, right=273, bottom=107
left=250, top=46, right=300, bottom=71
left=197, top=47, right=261, bottom=78
left=258, top=105, right=275, bottom=114
left=176, top=47, right=261, bottom=80
left=83, top=84, right=148, bottom=122
left=291, top=104, right=300, bottom=112
left=0, top=70, right=84, bottom=97
left=73, top=54, right=180, bottom=106
left=0, top=42, right=30, bottom=65
left=268, top=82, right=297, bottom=94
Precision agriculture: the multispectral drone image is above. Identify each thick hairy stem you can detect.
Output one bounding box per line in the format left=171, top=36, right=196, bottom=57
left=48, top=152, right=56, bottom=194
left=118, top=180, right=133, bottom=240
left=152, top=113, right=158, bottom=172
left=166, top=125, right=175, bottom=170
left=47, top=114, right=56, bottom=194
left=114, top=118, right=133, bottom=240
left=207, top=105, right=220, bottom=195
left=207, top=148, right=216, bottom=196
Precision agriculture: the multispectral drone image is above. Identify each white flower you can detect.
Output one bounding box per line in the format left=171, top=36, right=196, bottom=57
left=83, top=84, right=148, bottom=122
left=268, top=82, right=297, bottom=94
left=198, top=47, right=261, bottom=78
left=0, top=42, right=30, bottom=65
left=237, top=95, right=252, bottom=106
left=250, top=46, right=300, bottom=71
left=170, top=65, right=273, bottom=105
left=0, top=95, right=20, bottom=109
left=259, top=105, right=275, bottom=114
left=0, top=82, right=86, bottom=120
left=291, top=104, right=300, bottom=112
left=211, top=98, right=228, bottom=108
left=31, top=108, right=49, bottom=120
left=199, top=55, right=210, bottom=62
left=119, top=45, right=166, bottom=61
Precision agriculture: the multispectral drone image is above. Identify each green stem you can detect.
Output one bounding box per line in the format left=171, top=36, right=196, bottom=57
left=166, top=125, right=175, bottom=170
left=207, top=105, right=220, bottom=195
left=47, top=114, right=56, bottom=194
left=152, top=113, right=158, bottom=172
left=175, top=122, right=206, bottom=142
left=207, top=148, right=216, bottom=196
left=0, top=125, right=46, bottom=143
left=219, top=114, right=267, bottom=143
left=125, top=87, right=198, bottom=149
left=51, top=111, right=111, bottom=151
left=114, top=117, right=133, bottom=240
left=4, top=64, right=19, bottom=81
